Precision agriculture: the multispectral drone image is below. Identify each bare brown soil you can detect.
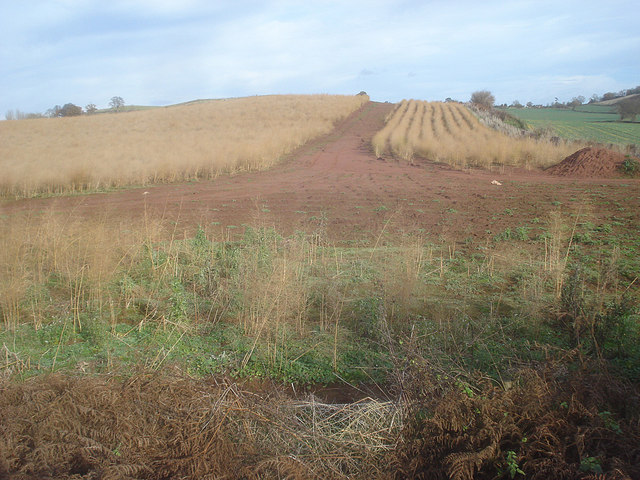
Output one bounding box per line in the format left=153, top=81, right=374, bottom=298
left=546, top=147, right=629, bottom=178
left=3, top=102, right=639, bottom=244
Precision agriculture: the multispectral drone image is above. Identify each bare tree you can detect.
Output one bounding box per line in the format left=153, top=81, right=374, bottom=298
left=46, top=105, right=62, bottom=118
left=568, top=96, right=585, bottom=110
left=470, top=90, right=495, bottom=109
left=5, top=109, right=45, bottom=120
left=109, top=96, right=125, bottom=112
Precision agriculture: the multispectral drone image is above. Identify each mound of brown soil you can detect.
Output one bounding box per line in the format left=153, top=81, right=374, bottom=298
left=547, top=147, right=627, bottom=178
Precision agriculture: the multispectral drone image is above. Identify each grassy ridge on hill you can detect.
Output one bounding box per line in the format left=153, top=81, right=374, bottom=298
left=506, top=106, right=640, bottom=146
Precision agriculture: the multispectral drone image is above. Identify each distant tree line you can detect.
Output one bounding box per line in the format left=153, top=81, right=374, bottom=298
left=46, top=103, right=84, bottom=117
left=4, top=96, right=125, bottom=120
left=470, top=85, right=640, bottom=122
left=4, top=109, right=45, bottom=120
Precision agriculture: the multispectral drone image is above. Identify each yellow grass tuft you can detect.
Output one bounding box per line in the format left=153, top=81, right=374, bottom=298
left=0, top=94, right=368, bottom=198
left=0, top=209, right=167, bottom=331
left=372, top=100, right=579, bottom=169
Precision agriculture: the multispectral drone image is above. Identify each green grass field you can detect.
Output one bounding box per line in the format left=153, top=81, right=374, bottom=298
left=506, top=106, right=640, bottom=146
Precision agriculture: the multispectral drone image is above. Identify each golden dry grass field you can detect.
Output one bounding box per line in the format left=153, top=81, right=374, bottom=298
left=372, top=100, right=579, bottom=168
left=0, top=94, right=368, bottom=198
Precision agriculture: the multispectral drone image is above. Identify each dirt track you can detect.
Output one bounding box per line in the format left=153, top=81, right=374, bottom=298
left=2, top=101, right=639, bottom=242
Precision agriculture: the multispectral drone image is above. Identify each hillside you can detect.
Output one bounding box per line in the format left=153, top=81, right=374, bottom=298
left=0, top=94, right=367, bottom=198
left=596, top=93, right=640, bottom=106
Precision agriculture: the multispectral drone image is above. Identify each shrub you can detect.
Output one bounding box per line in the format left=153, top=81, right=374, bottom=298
left=471, top=90, right=495, bottom=109
left=617, top=96, right=640, bottom=121
left=621, top=156, right=640, bottom=176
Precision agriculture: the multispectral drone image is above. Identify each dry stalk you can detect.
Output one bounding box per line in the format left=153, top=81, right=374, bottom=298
left=374, top=99, right=579, bottom=169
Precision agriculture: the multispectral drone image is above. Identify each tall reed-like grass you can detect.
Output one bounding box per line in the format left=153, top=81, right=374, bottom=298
left=0, top=207, right=440, bottom=337
left=0, top=94, right=368, bottom=198
left=0, top=210, right=168, bottom=331
left=373, top=100, right=580, bottom=169
left=1, top=203, right=630, bottom=375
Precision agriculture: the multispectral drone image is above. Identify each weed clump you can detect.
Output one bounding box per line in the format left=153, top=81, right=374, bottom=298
left=621, top=155, right=640, bottom=176
left=394, top=363, right=640, bottom=480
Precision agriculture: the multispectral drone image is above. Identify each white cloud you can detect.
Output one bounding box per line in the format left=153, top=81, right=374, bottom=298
left=1, top=0, right=639, bottom=116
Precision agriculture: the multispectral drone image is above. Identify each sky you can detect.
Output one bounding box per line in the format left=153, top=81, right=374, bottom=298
left=1, top=0, right=639, bottom=118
